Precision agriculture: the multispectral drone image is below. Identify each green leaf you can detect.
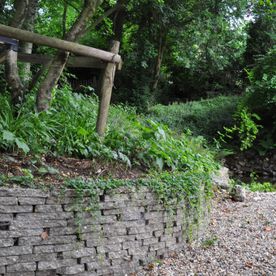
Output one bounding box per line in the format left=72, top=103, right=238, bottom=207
left=156, top=158, right=164, bottom=171
left=3, top=130, right=15, bottom=142
left=15, top=139, right=30, bottom=153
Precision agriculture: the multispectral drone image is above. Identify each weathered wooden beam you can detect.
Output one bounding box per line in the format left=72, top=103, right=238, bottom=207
left=0, top=24, right=121, bottom=64
left=96, top=41, right=120, bottom=136
left=18, top=53, right=106, bottom=68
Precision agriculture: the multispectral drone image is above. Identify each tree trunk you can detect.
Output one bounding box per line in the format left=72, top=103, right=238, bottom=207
left=36, top=0, right=103, bottom=112
left=5, top=50, right=25, bottom=105
left=112, top=0, right=126, bottom=42
left=152, top=31, right=167, bottom=91
left=5, top=0, right=29, bottom=105
left=20, top=0, right=38, bottom=84
left=36, top=51, right=69, bottom=111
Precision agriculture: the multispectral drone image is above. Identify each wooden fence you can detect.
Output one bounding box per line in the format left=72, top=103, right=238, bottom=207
left=0, top=24, right=122, bottom=136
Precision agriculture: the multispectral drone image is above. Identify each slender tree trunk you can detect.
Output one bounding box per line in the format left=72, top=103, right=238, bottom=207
left=36, top=51, right=69, bottom=111
left=5, top=0, right=29, bottom=105
left=20, top=0, right=38, bottom=84
left=112, top=0, right=126, bottom=42
left=152, top=31, right=167, bottom=91
left=36, top=0, right=103, bottom=112
left=5, top=50, right=25, bottom=105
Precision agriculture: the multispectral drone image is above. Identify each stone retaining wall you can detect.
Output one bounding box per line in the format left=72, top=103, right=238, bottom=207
left=0, top=186, right=209, bottom=276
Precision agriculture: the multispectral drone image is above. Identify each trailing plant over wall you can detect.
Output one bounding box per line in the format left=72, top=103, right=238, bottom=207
left=64, top=170, right=214, bottom=217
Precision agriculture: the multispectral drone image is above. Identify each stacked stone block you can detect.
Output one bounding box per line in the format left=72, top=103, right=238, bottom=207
left=0, top=186, right=209, bottom=275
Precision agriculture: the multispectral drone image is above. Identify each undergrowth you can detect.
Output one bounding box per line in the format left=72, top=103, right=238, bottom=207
left=148, top=95, right=239, bottom=140
left=0, top=86, right=218, bottom=175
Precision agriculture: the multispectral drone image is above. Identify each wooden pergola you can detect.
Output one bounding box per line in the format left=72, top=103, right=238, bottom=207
left=0, top=24, right=122, bottom=136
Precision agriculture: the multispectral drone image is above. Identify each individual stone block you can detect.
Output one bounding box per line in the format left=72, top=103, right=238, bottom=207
left=56, top=264, right=85, bottom=274
left=105, top=235, right=135, bottom=245
left=142, top=237, right=159, bottom=246
left=96, top=243, right=122, bottom=253
left=0, top=213, right=13, bottom=220
left=5, top=272, right=35, bottom=276
left=0, top=238, right=14, bottom=247
left=35, top=205, right=63, bottom=213
left=18, top=197, right=46, bottom=205
left=0, top=188, right=49, bottom=198
left=0, top=256, right=19, bottom=266
left=33, top=245, right=55, bottom=254
left=35, top=271, right=56, bottom=276
left=103, top=208, right=122, bottom=215
left=67, top=215, right=116, bottom=226
left=85, top=237, right=108, bottom=247
left=153, top=230, right=164, bottom=237
left=122, top=241, right=140, bottom=250
left=10, top=218, right=67, bottom=229
left=17, top=211, right=74, bottom=220
left=38, top=259, right=76, bottom=270
left=0, top=205, right=33, bottom=213
left=0, top=197, right=18, bottom=205
left=18, top=253, right=57, bottom=263
left=104, top=193, right=129, bottom=202
left=149, top=242, right=166, bottom=251
left=63, top=247, right=96, bottom=258
left=50, top=226, right=95, bottom=236
left=102, top=224, right=127, bottom=236
left=121, top=207, right=144, bottom=221
left=7, top=262, right=36, bottom=272
left=0, top=246, right=32, bottom=257
left=54, top=242, right=84, bottom=252
left=144, top=211, right=164, bottom=220
left=19, top=235, right=76, bottom=246
left=0, top=265, right=5, bottom=273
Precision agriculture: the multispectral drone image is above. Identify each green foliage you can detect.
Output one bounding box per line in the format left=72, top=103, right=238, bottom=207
left=232, top=46, right=276, bottom=152
left=249, top=181, right=276, bottom=192
left=221, top=108, right=261, bottom=151
left=0, top=88, right=218, bottom=176
left=201, top=236, right=218, bottom=248
left=64, top=170, right=213, bottom=211
left=219, top=46, right=276, bottom=152
left=148, top=95, right=239, bottom=140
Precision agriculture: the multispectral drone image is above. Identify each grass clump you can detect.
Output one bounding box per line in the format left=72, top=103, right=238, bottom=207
left=148, top=95, right=239, bottom=140
left=248, top=181, right=275, bottom=192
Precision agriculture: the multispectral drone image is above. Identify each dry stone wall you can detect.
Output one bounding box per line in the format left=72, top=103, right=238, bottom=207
left=0, top=186, right=209, bottom=276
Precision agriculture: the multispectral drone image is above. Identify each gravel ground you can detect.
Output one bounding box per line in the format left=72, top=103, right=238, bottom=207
left=138, top=191, right=276, bottom=276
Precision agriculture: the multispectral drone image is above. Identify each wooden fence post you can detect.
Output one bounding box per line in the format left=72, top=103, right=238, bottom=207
left=96, top=40, right=120, bottom=136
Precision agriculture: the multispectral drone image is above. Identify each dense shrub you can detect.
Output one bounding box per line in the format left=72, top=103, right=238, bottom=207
left=148, top=95, right=239, bottom=140
left=243, top=46, right=276, bottom=127
left=221, top=47, right=276, bottom=152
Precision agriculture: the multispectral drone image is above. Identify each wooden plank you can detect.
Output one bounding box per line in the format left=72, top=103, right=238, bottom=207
left=17, top=53, right=106, bottom=68
left=96, top=41, right=120, bottom=136
left=0, top=24, right=121, bottom=64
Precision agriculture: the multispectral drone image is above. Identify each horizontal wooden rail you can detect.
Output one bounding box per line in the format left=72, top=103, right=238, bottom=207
left=17, top=53, right=106, bottom=68
left=0, top=24, right=121, bottom=64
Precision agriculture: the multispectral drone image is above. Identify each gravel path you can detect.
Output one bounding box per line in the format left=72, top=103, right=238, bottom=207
left=139, top=192, right=276, bottom=276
